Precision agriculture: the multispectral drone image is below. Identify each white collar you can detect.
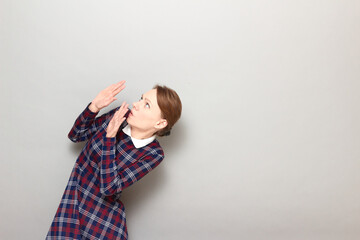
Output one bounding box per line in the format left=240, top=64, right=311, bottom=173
left=122, top=124, right=156, bottom=148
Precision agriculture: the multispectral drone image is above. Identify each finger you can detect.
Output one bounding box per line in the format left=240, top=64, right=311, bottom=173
left=105, top=81, right=125, bottom=94
left=117, top=118, right=125, bottom=126
left=106, top=82, right=118, bottom=91
left=112, top=85, right=126, bottom=96
left=119, top=108, right=128, bottom=117
left=120, top=101, right=127, bottom=109
left=108, top=96, right=117, bottom=103
left=112, top=80, right=125, bottom=87
left=120, top=103, right=129, bottom=113
left=113, top=84, right=125, bottom=94
left=116, top=103, right=129, bottom=116
left=112, top=88, right=125, bottom=100
left=117, top=107, right=124, bottom=116
left=112, top=81, right=126, bottom=92
left=113, top=111, right=126, bottom=124
left=122, top=104, right=129, bottom=113
left=117, top=80, right=126, bottom=85
left=105, top=97, right=116, bottom=106
left=116, top=103, right=126, bottom=115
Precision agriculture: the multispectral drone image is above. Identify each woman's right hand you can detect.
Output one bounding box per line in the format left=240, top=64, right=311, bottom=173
left=89, top=80, right=126, bottom=113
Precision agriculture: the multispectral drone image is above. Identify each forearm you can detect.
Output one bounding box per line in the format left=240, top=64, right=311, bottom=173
left=68, top=103, right=121, bottom=143
left=68, top=102, right=98, bottom=142
left=100, top=137, right=122, bottom=196
left=99, top=138, right=164, bottom=196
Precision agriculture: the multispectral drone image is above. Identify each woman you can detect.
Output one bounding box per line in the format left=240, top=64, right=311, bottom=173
left=46, top=80, right=182, bottom=239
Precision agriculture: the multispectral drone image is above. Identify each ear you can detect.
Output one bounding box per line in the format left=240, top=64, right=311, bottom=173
left=154, top=119, right=168, bottom=130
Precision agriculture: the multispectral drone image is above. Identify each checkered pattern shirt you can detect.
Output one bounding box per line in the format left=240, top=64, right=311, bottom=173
left=46, top=102, right=164, bottom=239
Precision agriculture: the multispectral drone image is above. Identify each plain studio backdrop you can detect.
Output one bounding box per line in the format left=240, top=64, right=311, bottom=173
left=1, top=0, right=359, bottom=239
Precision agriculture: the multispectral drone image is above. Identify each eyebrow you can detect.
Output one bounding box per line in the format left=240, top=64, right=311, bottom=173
left=142, top=94, right=152, bottom=105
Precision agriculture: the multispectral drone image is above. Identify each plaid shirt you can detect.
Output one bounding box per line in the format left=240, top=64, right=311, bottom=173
left=46, top=102, right=164, bottom=240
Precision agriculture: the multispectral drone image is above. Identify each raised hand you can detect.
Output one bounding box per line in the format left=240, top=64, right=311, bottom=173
left=106, top=101, right=130, bottom=138
left=89, top=80, right=126, bottom=113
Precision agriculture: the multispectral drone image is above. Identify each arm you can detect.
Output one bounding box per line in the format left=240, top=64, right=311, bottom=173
left=68, top=80, right=127, bottom=142
left=67, top=102, right=120, bottom=143
left=99, top=137, right=164, bottom=196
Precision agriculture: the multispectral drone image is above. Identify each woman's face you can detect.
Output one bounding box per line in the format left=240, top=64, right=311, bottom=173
left=127, top=89, right=167, bottom=134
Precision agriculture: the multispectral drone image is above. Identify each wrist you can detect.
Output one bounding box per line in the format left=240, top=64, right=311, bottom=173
left=89, top=102, right=100, bottom=113
left=106, top=131, right=116, bottom=138
left=104, top=134, right=116, bottom=146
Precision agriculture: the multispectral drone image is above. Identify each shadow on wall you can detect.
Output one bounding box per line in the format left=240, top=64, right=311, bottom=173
left=69, top=142, right=86, bottom=155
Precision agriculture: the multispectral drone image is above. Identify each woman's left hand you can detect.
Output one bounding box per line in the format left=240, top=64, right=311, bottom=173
left=106, top=101, right=129, bottom=138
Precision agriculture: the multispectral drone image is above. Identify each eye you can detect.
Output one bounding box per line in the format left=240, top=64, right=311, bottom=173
left=145, top=103, right=150, bottom=108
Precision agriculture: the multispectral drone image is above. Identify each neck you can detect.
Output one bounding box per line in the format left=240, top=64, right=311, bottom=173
left=129, top=125, right=155, bottom=139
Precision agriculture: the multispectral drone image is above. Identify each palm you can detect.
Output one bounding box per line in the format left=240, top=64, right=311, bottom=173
left=93, top=81, right=126, bottom=110
left=106, top=101, right=129, bottom=138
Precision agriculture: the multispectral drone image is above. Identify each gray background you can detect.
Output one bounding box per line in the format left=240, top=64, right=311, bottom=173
left=1, top=0, right=360, bottom=239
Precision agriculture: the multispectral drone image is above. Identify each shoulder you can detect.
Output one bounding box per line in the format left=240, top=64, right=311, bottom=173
left=143, top=139, right=164, bottom=161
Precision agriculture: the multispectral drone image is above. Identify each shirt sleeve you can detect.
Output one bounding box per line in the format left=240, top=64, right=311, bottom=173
left=99, top=137, right=164, bottom=196
left=67, top=102, right=120, bottom=143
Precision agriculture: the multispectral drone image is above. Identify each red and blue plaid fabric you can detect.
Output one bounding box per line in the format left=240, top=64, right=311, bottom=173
left=46, top=102, right=164, bottom=239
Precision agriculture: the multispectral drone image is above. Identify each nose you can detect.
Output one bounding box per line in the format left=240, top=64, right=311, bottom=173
left=132, top=101, right=139, bottom=111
